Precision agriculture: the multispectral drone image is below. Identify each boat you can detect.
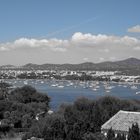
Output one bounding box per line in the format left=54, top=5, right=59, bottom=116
left=58, top=85, right=64, bottom=88
left=24, top=80, right=28, bottom=85
left=105, top=90, right=110, bottom=93
left=96, top=85, right=100, bottom=89
left=41, top=81, right=44, bottom=84
left=66, top=82, right=73, bottom=87
left=123, top=85, right=127, bottom=88
left=68, top=82, right=74, bottom=86
left=51, top=84, right=58, bottom=87
left=130, top=85, right=137, bottom=90
left=105, top=85, right=114, bottom=90
left=136, top=91, right=140, bottom=95
left=92, top=88, right=97, bottom=91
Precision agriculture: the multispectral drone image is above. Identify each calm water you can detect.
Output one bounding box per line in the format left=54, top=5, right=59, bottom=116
left=3, top=79, right=140, bottom=110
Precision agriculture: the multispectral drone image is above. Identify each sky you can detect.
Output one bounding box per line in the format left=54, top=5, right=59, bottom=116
left=0, top=0, right=140, bottom=65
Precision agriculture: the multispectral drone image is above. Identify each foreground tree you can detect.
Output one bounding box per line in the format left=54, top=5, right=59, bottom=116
left=116, top=133, right=126, bottom=140
left=128, top=123, right=140, bottom=140
left=23, top=114, right=66, bottom=140
left=0, top=82, right=11, bottom=100
left=107, top=128, right=115, bottom=140
left=9, top=85, right=50, bottom=104
left=21, top=96, right=140, bottom=140
left=0, top=85, right=50, bottom=138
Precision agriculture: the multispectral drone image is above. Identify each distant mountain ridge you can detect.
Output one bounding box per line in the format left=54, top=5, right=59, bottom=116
left=1, top=58, right=140, bottom=71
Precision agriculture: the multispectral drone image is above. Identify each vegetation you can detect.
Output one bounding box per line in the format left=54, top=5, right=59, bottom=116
left=0, top=82, right=140, bottom=140
left=0, top=84, right=50, bottom=139
left=106, top=128, right=115, bottom=140
left=128, top=123, right=140, bottom=140
left=23, top=96, right=140, bottom=140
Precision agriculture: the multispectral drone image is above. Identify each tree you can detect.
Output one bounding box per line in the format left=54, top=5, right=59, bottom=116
left=9, top=86, right=50, bottom=105
left=107, top=128, right=115, bottom=140
left=128, top=123, right=140, bottom=140
left=116, top=133, right=126, bottom=140
left=0, top=119, right=12, bottom=135
left=0, top=82, right=11, bottom=100
left=22, top=114, right=32, bottom=128
left=43, top=114, right=66, bottom=140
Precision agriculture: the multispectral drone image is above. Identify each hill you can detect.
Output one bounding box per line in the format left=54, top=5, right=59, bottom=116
left=0, top=58, right=140, bottom=72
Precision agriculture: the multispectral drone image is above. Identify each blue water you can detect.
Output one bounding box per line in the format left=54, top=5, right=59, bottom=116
left=3, top=79, right=140, bottom=110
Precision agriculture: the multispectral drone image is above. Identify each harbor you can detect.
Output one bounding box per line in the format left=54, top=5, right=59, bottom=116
left=2, top=79, right=140, bottom=110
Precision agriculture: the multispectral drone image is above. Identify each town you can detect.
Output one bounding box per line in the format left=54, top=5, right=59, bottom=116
left=0, top=69, right=140, bottom=83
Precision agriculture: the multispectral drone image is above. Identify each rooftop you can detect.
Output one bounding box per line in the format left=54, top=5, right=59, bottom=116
left=101, top=110, right=140, bottom=132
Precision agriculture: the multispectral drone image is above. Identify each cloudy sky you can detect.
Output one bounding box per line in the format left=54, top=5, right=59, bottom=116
left=0, top=0, right=140, bottom=65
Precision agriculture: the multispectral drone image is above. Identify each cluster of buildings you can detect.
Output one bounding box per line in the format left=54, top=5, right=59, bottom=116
left=0, top=69, right=140, bottom=83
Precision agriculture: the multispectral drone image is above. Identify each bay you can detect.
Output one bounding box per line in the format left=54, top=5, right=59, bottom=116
left=3, top=79, right=140, bottom=110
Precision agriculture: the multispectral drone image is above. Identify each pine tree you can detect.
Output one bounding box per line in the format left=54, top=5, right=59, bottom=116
left=107, top=127, right=115, bottom=140
left=116, top=133, right=126, bottom=140
left=128, top=123, right=140, bottom=140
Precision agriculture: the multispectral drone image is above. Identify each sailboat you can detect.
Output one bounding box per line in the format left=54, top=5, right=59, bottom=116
left=24, top=80, right=28, bottom=85
left=130, top=85, right=137, bottom=90
left=136, top=91, right=140, bottom=95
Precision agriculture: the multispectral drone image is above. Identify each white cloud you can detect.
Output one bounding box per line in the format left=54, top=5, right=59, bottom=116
left=71, top=32, right=109, bottom=47
left=0, top=38, right=68, bottom=52
left=1, top=32, right=140, bottom=64
left=71, top=32, right=140, bottom=48
left=133, top=46, right=140, bottom=50
left=1, top=32, right=140, bottom=52
left=83, top=57, right=89, bottom=61
left=99, top=57, right=105, bottom=62
left=98, top=49, right=110, bottom=53
left=128, top=25, right=140, bottom=33
left=109, top=57, right=116, bottom=61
